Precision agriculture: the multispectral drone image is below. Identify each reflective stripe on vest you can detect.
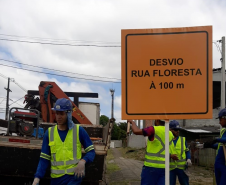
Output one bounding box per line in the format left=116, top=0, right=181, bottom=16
left=180, top=137, right=184, bottom=159
left=49, top=125, right=81, bottom=178
left=170, top=137, right=187, bottom=170
left=217, top=128, right=226, bottom=154
left=51, top=167, right=75, bottom=174
left=144, top=126, right=174, bottom=168
left=145, top=159, right=165, bottom=164
left=145, top=135, right=173, bottom=158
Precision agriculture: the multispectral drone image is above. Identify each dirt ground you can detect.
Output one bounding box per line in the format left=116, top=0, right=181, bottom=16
left=184, top=166, right=214, bottom=185
left=116, top=147, right=215, bottom=185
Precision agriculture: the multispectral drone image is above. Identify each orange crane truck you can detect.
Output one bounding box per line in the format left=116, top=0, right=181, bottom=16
left=0, top=81, right=113, bottom=185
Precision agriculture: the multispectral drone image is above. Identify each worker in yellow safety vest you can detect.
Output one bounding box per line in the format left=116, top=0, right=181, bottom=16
left=32, top=98, right=95, bottom=185
left=128, top=119, right=178, bottom=185
left=169, top=120, right=192, bottom=185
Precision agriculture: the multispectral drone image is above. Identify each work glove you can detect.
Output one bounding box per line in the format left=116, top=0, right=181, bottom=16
left=186, top=159, right=192, bottom=167
left=32, top=177, right=40, bottom=185
left=74, top=159, right=86, bottom=178
left=196, top=140, right=217, bottom=149
left=195, top=143, right=204, bottom=149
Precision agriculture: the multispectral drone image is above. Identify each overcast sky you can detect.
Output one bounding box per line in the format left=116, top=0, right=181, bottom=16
left=0, top=0, right=225, bottom=123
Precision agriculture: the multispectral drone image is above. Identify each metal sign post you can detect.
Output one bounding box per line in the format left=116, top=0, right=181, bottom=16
left=165, top=121, right=170, bottom=185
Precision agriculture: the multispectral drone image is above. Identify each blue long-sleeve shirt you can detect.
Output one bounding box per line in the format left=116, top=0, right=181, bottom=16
left=173, top=136, right=191, bottom=160
left=35, top=126, right=95, bottom=184
left=213, top=130, right=226, bottom=165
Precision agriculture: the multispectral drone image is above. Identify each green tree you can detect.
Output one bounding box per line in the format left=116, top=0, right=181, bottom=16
left=118, top=129, right=127, bottom=140
left=111, top=123, right=120, bottom=140
left=118, top=122, right=127, bottom=131
left=99, top=115, right=109, bottom=126
left=111, top=122, right=127, bottom=140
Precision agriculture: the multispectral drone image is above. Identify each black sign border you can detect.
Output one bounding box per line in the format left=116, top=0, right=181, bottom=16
left=125, top=31, right=209, bottom=115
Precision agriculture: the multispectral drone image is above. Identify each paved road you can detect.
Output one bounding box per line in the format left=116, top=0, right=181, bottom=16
left=108, top=148, right=143, bottom=185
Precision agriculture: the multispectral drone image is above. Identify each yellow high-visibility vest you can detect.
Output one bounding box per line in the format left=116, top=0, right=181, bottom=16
left=48, top=125, right=82, bottom=178
left=217, top=128, right=226, bottom=155
left=144, top=126, right=174, bottom=168
left=170, top=137, right=187, bottom=170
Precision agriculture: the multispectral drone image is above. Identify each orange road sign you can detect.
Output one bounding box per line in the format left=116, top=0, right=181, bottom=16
left=121, top=26, right=212, bottom=119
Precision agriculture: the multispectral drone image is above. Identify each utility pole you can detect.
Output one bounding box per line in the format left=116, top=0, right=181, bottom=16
left=183, top=119, right=186, bottom=127
left=110, top=89, right=115, bottom=119
left=221, top=36, right=225, bottom=110
left=219, top=36, right=225, bottom=135
left=143, top=120, right=146, bottom=128
left=4, top=78, right=12, bottom=120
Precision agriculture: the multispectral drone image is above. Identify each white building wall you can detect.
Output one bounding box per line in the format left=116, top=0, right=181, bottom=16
left=213, top=71, right=223, bottom=81
left=78, top=102, right=100, bottom=125
left=128, top=135, right=146, bottom=149
left=176, top=108, right=220, bottom=128
left=111, top=140, right=122, bottom=148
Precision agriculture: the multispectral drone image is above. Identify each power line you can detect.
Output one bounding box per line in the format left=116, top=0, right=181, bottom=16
left=0, top=38, right=121, bottom=47
left=0, top=98, right=5, bottom=104
left=0, top=73, right=7, bottom=79
left=0, top=33, right=121, bottom=44
left=10, top=79, right=27, bottom=92
left=0, top=72, right=27, bottom=92
left=0, top=59, right=121, bottom=80
left=9, top=97, right=24, bottom=106
left=213, top=41, right=222, bottom=54
left=9, top=98, right=24, bottom=108
left=0, top=34, right=221, bottom=48
left=1, top=33, right=221, bottom=45
left=0, top=33, right=222, bottom=48
left=0, top=63, right=121, bottom=83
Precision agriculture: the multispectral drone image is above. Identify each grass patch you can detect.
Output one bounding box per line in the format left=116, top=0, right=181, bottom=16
left=106, top=148, right=115, bottom=161
left=119, top=147, right=146, bottom=161
left=107, top=163, right=120, bottom=173
left=106, top=149, right=120, bottom=174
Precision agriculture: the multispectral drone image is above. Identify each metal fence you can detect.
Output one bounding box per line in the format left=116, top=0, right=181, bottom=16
left=189, top=135, right=217, bottom=169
